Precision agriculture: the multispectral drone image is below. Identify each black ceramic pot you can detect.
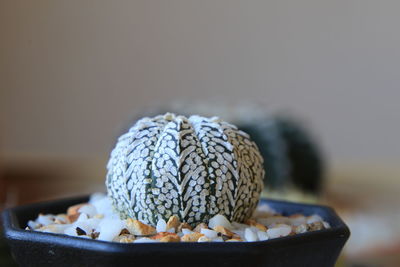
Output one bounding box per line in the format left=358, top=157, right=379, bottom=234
left=2, top=196, right=349, bottom=267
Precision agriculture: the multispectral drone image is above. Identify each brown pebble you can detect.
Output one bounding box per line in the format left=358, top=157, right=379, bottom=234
left=91, top=231, right=100, bottom=239
left=67, top=203, right=86, bottom=215
left=181, top=232, right=204, bottom=242
left=151, top=232, right=176, bottom=240
left=293, top=224, right=309, bottom=234
left=308, top=221, right=325, bottom=231
left=120, top=236, right=135, bottom=243
left=160, top=234, right=180, bottom=243
left=67, top=203, right=86, bottom=223
left=193, top=223, right=208, bottom=232
left=113, top=234, right=135, bottom=243
left=67, top=213, right=80, bottom=223
left=221, top=235, right=230, bottom=241
left=126, top=219, right=156, bottom=235
left=166, top=215, right=181, bottom=232
left=232, top=234, right=242, bottom=240
left=177, top=222, right=192, bottom=232
left=120, top=228, right=130, bottom=235
left=213, top=225, right=234, bottom=238
left=67, top=203, right=85, bottom=214
left=245, top=219, right=267, bottom=232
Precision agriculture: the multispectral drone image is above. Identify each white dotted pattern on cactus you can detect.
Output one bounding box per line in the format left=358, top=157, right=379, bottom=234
left=106, top=113, right=264, bottom=226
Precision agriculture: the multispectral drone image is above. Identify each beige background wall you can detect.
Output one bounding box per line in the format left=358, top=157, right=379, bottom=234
left=1, top=0, right=399, bottom=165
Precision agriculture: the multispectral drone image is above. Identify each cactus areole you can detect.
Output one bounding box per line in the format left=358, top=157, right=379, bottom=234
left=106, top=113, right=265, bottom=226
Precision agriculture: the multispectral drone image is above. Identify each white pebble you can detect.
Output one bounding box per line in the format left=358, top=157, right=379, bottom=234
left=54, top=215, right=68, bottom=224
left=78, top=204, right=98, bottom=217
left=85, top=218, right=101, bottom=232
left=200, top=228, right=218, bottom=239
left=156, top=219, right=167, bottom=232
left=289, top=215, right=307, bottom=226
left=231, top=229, right=245, bottom=240
left=244, top=228, right=258, bottom=242
left=181, top=229, right=193, bottom=235
left=97, top=218, right=124, bottom=242
left=267, top=224, right=292, bottom=239
left=257, top=231, right=269, bottom=241
left=166, top=228, right=175, bottom=233
left=208, top=214, right=232, bottom=229
left=91, top=197, right=117, bottom=218
left=77, top=213, right=89, bottom=222
left=250, top=226, right=261, bottom=233
left=74, top=221, right=92, bottom=235
left=28, top=220, right=41, bottom=229
left=37, top=215, right=54, bottom=226
left=64, top=226, right=78, bottom=236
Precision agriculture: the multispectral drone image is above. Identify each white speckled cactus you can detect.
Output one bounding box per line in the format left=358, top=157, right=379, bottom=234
left=106, top=113, right=264, bottom=226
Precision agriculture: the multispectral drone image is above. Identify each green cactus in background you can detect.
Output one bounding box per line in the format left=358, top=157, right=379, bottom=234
left=237, top=116, right=324, bottom=195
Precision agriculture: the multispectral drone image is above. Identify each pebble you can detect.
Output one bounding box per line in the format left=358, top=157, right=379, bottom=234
left=98, top=218, right=124, bottom=241
left=307, top=215, right=323, bottom=224
left=156, top=219, right=167, bottom=232
left=244, top=228, right=258, bottom=242
left=181, top=228, right=193, bottom=235
left=198, top=236, right=211, bottom=242
left=213, top=225, right=234, bottom=238
left=289, top=214, right=307, bottom=226
left=200, top=228, right=218, bottom=239
left=166, top=228, right=175, bottom=233
left=181, top=232, right=204, bottom=242
left=166, top=216, right=180, bottom=232
left=193, top=223, right=208, bottom=232
left=257, top=231, right=269, bottom=241
left=37, top=215, right=54, bottom=226
left=208, top=214, right=232, bottom=230
left=78, top=204, right=98, bottom=217
left=267, top=224, right=292, bottom=239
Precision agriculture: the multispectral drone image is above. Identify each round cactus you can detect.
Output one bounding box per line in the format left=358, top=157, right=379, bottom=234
left=106, top=113, right=264, bottom=226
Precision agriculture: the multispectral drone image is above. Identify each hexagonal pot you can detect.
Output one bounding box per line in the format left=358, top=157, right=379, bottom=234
left=2, top=196, right=349, bottom=267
